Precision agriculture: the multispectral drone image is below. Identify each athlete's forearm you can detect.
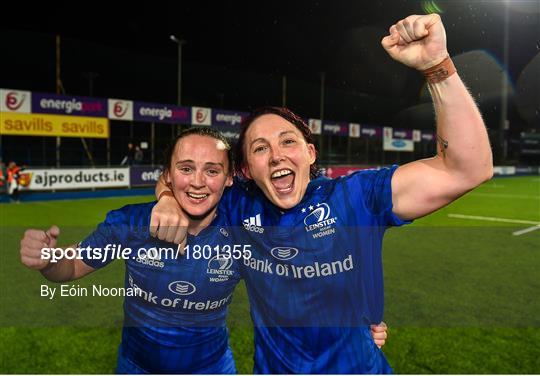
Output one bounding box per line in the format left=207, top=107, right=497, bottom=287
left=430, top=73, right=493, bottom=185
left=41, top=254, right=77, bottom=283
left=155, top=176, right=172, bottom=200
left=391, top=73, right=493, bottom=220
left=40, top=244, right=94, bottom=283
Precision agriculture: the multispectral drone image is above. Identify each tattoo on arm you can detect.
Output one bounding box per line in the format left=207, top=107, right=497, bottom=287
left=436, top=134, right=449, bottom=156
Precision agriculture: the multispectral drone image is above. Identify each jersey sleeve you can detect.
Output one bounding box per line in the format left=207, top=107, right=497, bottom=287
left=343, top=165, right=411, bottom=227
left=78, top=208, right=128, bottom=269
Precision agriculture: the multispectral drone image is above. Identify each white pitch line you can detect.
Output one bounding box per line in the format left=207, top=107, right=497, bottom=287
left=448, top=214, right=540, bottom=225
left=512, top=225, right=540, bottom=236
left=469, top=193, right=540, bottom=200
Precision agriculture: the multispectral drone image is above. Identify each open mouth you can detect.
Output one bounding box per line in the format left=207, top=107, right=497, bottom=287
left=270, top=169, right=295, bottom=195
left=186, top=192, right=209, bottom=202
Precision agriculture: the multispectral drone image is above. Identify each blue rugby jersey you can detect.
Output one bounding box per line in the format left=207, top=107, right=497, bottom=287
left=79, top=202, right=241, bottom=374
left=221, top=166, right=409, bottom=374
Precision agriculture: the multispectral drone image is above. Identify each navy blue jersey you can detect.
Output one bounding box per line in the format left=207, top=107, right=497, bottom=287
left=221, top=166, right=408, bottom=374
left=80, top=202, right=241, bottom=374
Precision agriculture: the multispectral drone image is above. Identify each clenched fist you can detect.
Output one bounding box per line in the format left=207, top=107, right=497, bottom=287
left=150, top=194, right=189, bottom=249
left=371, top=321, right=388, bottom=348
left=381, top=14, right=448, bottom=70
left=20, top=225, right=60, bottom=270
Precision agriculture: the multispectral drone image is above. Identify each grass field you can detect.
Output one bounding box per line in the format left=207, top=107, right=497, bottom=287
left=1, top=176, right=539, bottom=373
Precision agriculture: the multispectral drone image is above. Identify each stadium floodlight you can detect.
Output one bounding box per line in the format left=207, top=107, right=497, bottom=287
left=169, top=35, right=186, bottom=106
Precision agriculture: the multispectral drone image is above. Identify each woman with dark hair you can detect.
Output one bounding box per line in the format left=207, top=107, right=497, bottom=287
left=20, top=128, right=241, bottom=374
left=151, top=13, right=492, bottom=373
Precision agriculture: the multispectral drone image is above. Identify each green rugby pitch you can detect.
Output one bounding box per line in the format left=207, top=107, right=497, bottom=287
left=1, top=176, right=538, bottom=373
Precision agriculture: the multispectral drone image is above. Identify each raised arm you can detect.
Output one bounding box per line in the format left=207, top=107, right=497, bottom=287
left=20, top=225, right=95, bottom=282
left=381, top=14, right=493, bottom=220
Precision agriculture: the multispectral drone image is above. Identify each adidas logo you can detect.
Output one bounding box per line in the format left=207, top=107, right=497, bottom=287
left=243, top=214, right=264, bottom=233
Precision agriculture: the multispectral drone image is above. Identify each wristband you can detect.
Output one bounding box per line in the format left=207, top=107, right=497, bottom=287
left=422, top=56, right=456, bottom=84
left=158, top=190, right=174, bottom=201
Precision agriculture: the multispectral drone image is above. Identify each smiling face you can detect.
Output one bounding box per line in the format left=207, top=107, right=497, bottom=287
left=242, top=114, right=316, bottom=210
left=166, top=134, right=232, bottom=222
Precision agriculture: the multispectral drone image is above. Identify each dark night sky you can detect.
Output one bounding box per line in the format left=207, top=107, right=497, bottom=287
left=1, top=0, right=539, bottom=127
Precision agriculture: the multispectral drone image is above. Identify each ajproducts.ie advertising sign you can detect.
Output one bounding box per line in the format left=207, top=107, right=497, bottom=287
left=18, top=168, right=130, bottom=191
